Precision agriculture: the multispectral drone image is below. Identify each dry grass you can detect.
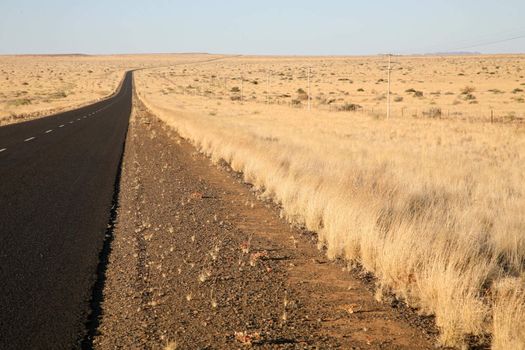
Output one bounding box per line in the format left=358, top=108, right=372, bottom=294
left=141, top=54, right=525, bottom=122
left=493, top=278, right=525, bottom=349
left=3, top=53, right=523, bottom=348
left=134, top=55, right=525, bottom=348
left=0, top=54, right=224, bottom=125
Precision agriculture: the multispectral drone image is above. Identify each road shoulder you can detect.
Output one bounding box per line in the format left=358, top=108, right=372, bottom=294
left=94, top=96, right=434, bottom=349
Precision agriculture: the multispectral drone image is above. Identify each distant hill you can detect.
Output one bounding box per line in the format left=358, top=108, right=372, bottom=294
left=12, top=53, right=91, bottom=57
left=423, top=51, right=482, bottom=56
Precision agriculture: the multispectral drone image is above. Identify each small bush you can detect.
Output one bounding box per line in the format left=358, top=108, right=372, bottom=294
left=50, top=91, right=67, bottom=99
left=337, top=103, right=362, bottom=111
left=230, top=86, right=240, bottom=93
left=423, top=107, right=442, bottom=118
left=460, top=86, right=475, bottom=95
left=394, top=96, right=403, bottom=102
left=9, top=98, right=32, bottom=106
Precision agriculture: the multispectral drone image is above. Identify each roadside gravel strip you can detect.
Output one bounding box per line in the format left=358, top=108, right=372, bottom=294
left=93, top=96, right=434, bottom=349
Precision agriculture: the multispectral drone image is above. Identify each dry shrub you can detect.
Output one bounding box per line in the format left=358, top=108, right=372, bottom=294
left=493, top=277, right=525, bottom=350
left=135, top=68, right=525, bottom=349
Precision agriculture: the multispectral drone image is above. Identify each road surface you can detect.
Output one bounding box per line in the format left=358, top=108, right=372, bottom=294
left=0, top=71, right=132, bottom=349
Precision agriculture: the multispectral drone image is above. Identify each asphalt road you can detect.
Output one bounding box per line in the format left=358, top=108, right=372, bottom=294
left=0, top=71, right=133, bottom=349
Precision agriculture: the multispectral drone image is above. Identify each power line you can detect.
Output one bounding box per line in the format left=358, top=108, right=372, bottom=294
left=400, top=27, right=525, bottom=54
left=445, top=33, right=525, bottom=52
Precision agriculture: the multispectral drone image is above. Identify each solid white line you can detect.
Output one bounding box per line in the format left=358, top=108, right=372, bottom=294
left=0, top=148, right=6, bottom=153
left=45, top=129, right=53, bottom=133
left=59, top=124, right=65, bottom=128
left=24, top=137, right=35, bottom=142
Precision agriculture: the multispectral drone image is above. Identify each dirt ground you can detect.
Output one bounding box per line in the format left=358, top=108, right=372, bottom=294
left=93, top=95, right=435, bottom=349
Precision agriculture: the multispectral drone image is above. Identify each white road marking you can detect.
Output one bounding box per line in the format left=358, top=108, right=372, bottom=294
left=77, top=118, right=81, bottom=121
left=45, top=129, right=53, bottom=133
left=69, top=121, right=74, bottom=124
left=59, top=124, right=65, bottom=128
left=24, top=137, right=35, bottom=142
left=0, top=148, right=6, bottom=153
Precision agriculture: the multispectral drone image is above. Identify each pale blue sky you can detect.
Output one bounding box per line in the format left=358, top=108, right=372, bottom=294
left=1, top=0, right=524, bottom=55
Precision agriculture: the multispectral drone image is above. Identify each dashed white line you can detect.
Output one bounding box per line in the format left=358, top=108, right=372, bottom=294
left=0, top=148, right=6, bottom=153
left=69, top=121, right=74, bottom=124
left=59, top=124, right=65, bottom=128
left=77, top=118, right=81, bottom=121
left=24, top=137, right=35, bottom=142
left=45, top=129, right=53, bottom=133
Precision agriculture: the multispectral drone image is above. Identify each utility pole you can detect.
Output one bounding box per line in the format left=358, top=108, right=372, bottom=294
left=387, top=54, right=392, bottom=119
left=240, top=74, right=244, bottom=102
left=307, top=67, right=311, bottom=111
left=266, top=70, right=270, bottom=104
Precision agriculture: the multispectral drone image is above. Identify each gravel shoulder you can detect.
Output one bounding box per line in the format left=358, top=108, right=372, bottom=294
left=93, top=95, right=435, bottom=349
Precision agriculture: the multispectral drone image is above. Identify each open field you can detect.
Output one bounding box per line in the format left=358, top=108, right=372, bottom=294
left=139, top=55, right=525, bottom=122
left=134, top=54, right=525, bottom=348
left=2, top=54, right=524, bottom=348
left=0, top=54, right=223, bottom=125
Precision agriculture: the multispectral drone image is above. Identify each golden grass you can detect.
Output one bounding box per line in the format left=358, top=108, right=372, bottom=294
left=134, top=55, right=525, bottom=348
left=493, top=278, right=525, bottom=349
left=0, top=54, right=224, bottom=125
left=144, top=54, right=525, bottom=122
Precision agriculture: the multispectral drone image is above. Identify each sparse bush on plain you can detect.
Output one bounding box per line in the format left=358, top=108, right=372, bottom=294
left=423, top=107, right=442, bottom=118
left=8, top=98, right=32, bottom=106
left=336, top=102, right=361, bottom=111
left=460, top=85, right=476, bottom=95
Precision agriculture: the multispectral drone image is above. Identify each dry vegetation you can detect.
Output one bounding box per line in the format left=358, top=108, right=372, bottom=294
left=134, top=54, right=525, bottom=349
left=3, top=53, right=524, bottom=348
left=138, top=55, right=525, bottom=122
left=0, top=54, right=223, bottom=125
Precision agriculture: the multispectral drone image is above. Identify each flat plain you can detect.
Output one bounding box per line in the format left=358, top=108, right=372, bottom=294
left=0, top=54, right=220, bottom=125
left=2, top=53, right=524, bottom=349
left=135, top=54, right=525, bottom=349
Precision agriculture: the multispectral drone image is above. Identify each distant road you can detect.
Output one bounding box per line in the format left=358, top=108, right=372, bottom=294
left=0, top=72, right=132, bottom=349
